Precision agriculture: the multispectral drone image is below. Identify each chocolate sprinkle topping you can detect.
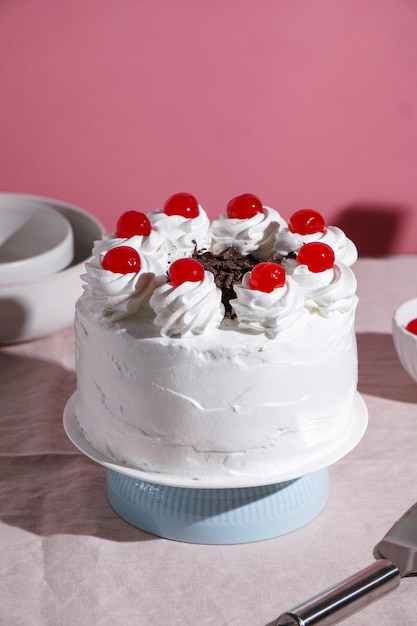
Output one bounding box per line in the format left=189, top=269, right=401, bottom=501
left=193, top=247, right=264, bottom=317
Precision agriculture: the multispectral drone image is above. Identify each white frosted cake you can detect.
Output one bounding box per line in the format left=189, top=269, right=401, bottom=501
left=74, top=193, right=361, bottom=484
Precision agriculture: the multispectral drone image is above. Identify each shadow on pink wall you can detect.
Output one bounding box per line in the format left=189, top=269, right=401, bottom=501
left=336, top=205, right=410, bottom=257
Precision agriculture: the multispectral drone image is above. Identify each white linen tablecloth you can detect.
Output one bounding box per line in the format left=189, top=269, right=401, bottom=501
left=1, top=257, right=417, bottom=626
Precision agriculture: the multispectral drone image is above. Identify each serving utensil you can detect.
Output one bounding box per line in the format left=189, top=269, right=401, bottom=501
left=269, top=501, right=417, bottom=625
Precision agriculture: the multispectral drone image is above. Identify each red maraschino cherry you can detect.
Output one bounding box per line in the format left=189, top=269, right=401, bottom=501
left=288, top=209, right=325, bottom=235
left=163, top=193, right=199, bottom=218
left=116, top=211, right=152, bottom=238
left=169, top=258, right=205, bottom=287
left=249, top=262, right=286, bottom=293
left=227, top=194, right=263, bottom=219
left=297, top=242, right=335, bottom=273
left=102, top=246, right=141, bottom=274
left=405, top=318, right=417, bottom=335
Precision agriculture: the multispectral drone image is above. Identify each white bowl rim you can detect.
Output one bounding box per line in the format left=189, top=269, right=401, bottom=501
left=0, top=192, right=104, bottom=287
left=393, top=297, right=417, bottom=330
left=0, top=202, right=74, bottom=283
left=0, top=193, right=104, bottom=343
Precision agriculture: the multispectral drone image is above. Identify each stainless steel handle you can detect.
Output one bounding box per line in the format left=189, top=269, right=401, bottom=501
left=268, top=559, right=401, bottom=626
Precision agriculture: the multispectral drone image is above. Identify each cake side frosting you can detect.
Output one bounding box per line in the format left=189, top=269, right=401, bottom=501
left=74, top=193, right=360, bottom=482
left=75, top=300, right=357, bottom=480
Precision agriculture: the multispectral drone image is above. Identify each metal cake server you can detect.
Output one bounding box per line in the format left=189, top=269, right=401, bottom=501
left=268, top=501, right=417, bottom=626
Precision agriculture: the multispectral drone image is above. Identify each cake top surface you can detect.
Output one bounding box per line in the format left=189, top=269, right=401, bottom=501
left=80, top=193, right=358, bottom=338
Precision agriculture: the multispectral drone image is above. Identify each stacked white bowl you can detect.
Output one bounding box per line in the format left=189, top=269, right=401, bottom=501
left=392, top=298, right=417, bottom=384
left=0, top=194, right=103, bottom=344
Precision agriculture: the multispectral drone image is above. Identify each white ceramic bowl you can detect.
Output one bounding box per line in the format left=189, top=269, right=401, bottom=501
left=0, top=197, right=74, bottom=283
left=0, top=194, right=103, bottom=344
left=392, top=297, right=417, bottom=383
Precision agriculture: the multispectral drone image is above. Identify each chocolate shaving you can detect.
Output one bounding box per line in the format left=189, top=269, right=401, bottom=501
left=194, top=247, right=263, bottom=317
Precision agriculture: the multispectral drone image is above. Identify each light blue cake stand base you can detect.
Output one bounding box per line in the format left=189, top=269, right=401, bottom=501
left=106, top=467, right=329, bottom=544
left=64, top=392, right=369, bottom=544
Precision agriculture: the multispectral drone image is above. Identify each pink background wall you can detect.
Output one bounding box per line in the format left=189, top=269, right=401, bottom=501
left=1, top=0, right=417, bottom=256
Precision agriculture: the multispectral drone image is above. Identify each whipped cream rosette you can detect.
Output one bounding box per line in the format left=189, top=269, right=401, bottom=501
left=150, top=258, right=224, bottom=337
left=148, top=193, right=211, bottom=259
left=82, top=245, right=164, bottom=321
left=289, top=242, right=358, bottom=317
left=274, top=209, right=358, bottom=267
left=92, top=231, right=170, bottom=274
left=211, top=194, right=287, bottom=260
left=230, top=266, right=304, bottom=338
left=92, top=210, right=170, bottom=273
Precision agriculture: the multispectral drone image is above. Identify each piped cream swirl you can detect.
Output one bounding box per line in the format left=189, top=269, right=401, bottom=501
left=211, top=207, right=287, bottom=260
left=92, top=231, right=170, bottom=274
left=289, top=262, right=357, bottom=316
left=230, top=273, right=304, bottom=338
left=149, top=205, right=211, bottom=258
left=274, top=225, right=357, bottom=266
left=82, top=251, right=163, bottom=321
left=150, top=270, right=224, bottom=337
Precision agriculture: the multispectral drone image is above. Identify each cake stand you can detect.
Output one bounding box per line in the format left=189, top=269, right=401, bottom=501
left=63, top=393, right=368, bottom=544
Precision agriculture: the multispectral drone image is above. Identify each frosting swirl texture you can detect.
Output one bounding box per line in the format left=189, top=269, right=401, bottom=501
left=92, top=231, right=170, bottom=274
left=290, top=262, right=357, bottom=316
left=82, top=251, right=161, bottom=321
left=150, top=270, right=224, bottom=337
left=149, top=205, right=211, bottom=258
left=274, top=225, right=357, bottom=266
left=211, top=207, right=287, bottom=260
left=230, top=273, right=304, bottom=338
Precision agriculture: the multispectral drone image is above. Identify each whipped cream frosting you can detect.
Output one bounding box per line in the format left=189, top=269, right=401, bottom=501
left=82, top=252, right=164, bottom=321
left=274, top=225, right=358, bottom=266
left=211, top=207, right=287, bottom=260
left=75, top=298, right=359, bottom=482
left=150, top=270, right=224, bottom=337
left=290, top=262, right=358, bottom=316
left=230, top=273, right=304, bottom=337
left=74, top=199, right=362, bottom=483
left=149, top=205, right=211, bottom=258
left=81, top=202, right=358, bottom=334
left=92, top=230, right=170, bottom=273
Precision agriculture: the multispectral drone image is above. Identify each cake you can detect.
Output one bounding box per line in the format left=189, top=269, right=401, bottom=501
left=74, top=193, right=360, bottom=484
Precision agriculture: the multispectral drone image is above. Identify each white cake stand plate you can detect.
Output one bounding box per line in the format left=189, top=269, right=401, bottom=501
left=64, top=393, right=368, bottom=544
